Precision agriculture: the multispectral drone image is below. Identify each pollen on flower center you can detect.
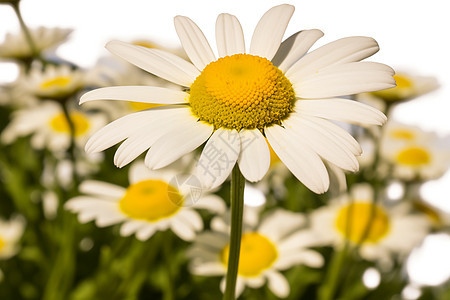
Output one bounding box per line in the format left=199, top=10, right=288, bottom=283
left=189, top=54, right=296, bottom=131
left=396, top=147, right=431, bottom=166
left=40, top=76, right=72, bottom=89
left=221, top=232, right=278, bottom=277
left=119, top=180, right=182, bottom=222
left=49, top=112, right=90, bottom=136
left=335, top=202, right=390, bottom=244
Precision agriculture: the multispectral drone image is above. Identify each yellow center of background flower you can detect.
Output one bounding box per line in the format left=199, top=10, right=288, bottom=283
left=40, top=76, right=72, bottom=89
left=221, top=232, right=278, bottom=277
left=396, top=147, right=430, bottom=166
left=189, top=54, right=295, bottom=131
left=0, top=236, right=5, bottom=251
left=119, top=180, right=182, bottom=222
left=389, top=129, right=415, bottom=141
left=335, top=202, right=390, bottom=244
left=49, top=112, right=90, bottom=136
left=129, top=101, right=161, bottom=111
left=393, top=74, right=413, bottom=89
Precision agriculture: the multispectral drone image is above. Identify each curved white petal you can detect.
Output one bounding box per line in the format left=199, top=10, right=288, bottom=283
left=85, top=106, right=187, bottom=154
left=272, top=29, right=324, bottom=72
left=145, top=118, right=213, bottom=170
left=283, top=116, right=359, bottom=172
left=215, top=13, right=245, bottom=57
left=295, top=114, right=362, bottom=156
left=266, top=271, right=290, bottom=298
left=80, top=86, right=188, bottom=105
left=275, top=249, right=324, bottom=269
left=170, top=217, right=196, bottom=241
left=174, top=16, right=216, bottom=70
left=296, top=98, right=387, bottom=126
left=265, top=125, right=329, bottom=194
left=190, top=262, right=225, bottom=276
left=120, top=220, right=147, bottom=236
left=292, top=62, right=396, bottom=98
left=177, top=209, right=203, bottom=231
left=237, top=129, right=270, bottom=182
left=106, top=40, right=199, bottom=86
left=194, top=195, right=227, bottom=214
left=249, top=4, right=295, bottom=60
left=286, top=36, right=380, bottom=78
left=136, top=225, right=158, bottom=241
left=258, top=209, right=306, bottom=243
left=194, top=128, right=240, bottom=189
left=78, top=180, right=125, bottom=199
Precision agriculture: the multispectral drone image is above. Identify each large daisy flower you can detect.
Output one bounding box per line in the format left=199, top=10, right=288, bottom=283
left=65, top=160, right=225, bottom=241
left=310, top=184, right=431, bottom=265
left=187, top=208, right=324, bottom=298
left=0, top=215, right=25, bottom=260
left=81, top=4, right=394, bottom=193
left=0, top=27, right=72, bottom=61
left=1, top=101, right=106, bottom=153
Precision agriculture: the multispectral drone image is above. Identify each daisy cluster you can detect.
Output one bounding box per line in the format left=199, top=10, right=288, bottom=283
left=1, top=2, right=449, bottom=300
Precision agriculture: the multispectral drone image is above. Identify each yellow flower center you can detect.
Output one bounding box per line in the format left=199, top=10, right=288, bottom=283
left=40, top=76, right=72, bottom=89
left=119, top=180, right=183, bottom=222
left=129, top=101, right=161, bottom=111
left=389, top=129, right=415, bottom=141
left=189, top=54, right=296, bottom=131
left=49, top=112, right=90, bottom=136
left=221, top=232, right=278, bottom=277
left=268, top=140, right=281, bottom=168
left=335, top=202, right=390, bottom=244
left=393, top=74, right=413, bottom=89
left=0, top=236, right=5, bottom=251
left=396, top=146, right=431, bottom=166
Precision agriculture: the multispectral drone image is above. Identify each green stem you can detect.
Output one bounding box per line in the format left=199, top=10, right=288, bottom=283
left=162, top=234, right=174, bottom=300
left=10, top=2, right=40, bottom=60
left=223, top=164, right=245, bottom=300
left=318, top=242, right=349, bottom=300
left=60, top=102, right=79, bottom=185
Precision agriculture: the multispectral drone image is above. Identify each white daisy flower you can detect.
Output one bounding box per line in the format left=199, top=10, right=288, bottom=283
left=380, top=123, right=450, bottom=181
left=0, top=27, right=72, bottom=61
left=188, top=208, right=324, bottom=298
left=25, top=64, right=85, bottom=100
left=0, top=215, right=25, bottom=260
left=1, top=101, right=107, bottom=153
left=65, top=160, right=225, bottom=241
left=81, top=4, right=393, bottom=194
left=310, top=184, right=431, bottom=265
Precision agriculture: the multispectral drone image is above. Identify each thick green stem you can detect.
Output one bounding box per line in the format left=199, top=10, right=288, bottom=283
left=318, top=242, right=349, bottom=300
left=223, top=164, right=245, bottom=300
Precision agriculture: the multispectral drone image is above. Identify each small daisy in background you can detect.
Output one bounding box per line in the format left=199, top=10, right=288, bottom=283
left=1, top=101, right=107, bottom=153
left=380, top=122, right=450, bottom=181
left=310, top=184, right=431, bottom=266
left=188, top=208, right=324, bottom=298
left=65, top=160, right=225, bottom=241
left=80, top=4, right=393, bottom=194
left=0, top=215, right=25, bottom=260
left=0, top=26, right=71, bottom=61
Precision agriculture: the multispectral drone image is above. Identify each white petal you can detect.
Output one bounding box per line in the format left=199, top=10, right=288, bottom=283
left=215, top=13, right=245, bottom=57
left=258, top=209, right=305, bottom=243
left=275, top=249, right=324, bottom=269
left=170, top=217, right=196, bottom=241
left=297, top=114, right=362, bottom=155
left=113, top=110, right=194, bottom=168
left=291, top=62, right=396, bottom=98
left=191, top=262, right=225, bottom=276
left=78, top=180, right=125, bottom=199
left=128, top=161, right=164, bottom=184
left=174, top=16, right=216, bottom=70
left=95, top=211, right=127, bottom=227
left=237, top=129, right=270, bottom=182
left=272, top=29, right=324, bottom=72
left=80, top=86, right=188, bottom=105
left=194, top=128, right=240, bottom=189
left=266, top=271, right=290, bottom=298
left=136, top=224, right=158, bottom=241
left=296, top=98, right=387, bottom=126
left=249, top=4, right=295, bottom=60
left=265, top=125, right=329, bottom=194
left=120, top=220, right=147, bottom=236
left=286, top=36, right=380, bottom=78
left=283, top=116, right=359, bottom=172
left=194, top=195, right=227, bottom=214
left=177, top=209, right=203, bottom=231
left=106, top=40, right=199, bottom=86
left=220, top=277, right=246, bottom=297
left=145, top=117, right=213, bottom=169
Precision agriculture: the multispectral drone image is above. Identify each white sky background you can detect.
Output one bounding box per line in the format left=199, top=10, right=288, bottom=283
left=1, top=0, right=450, bottom=204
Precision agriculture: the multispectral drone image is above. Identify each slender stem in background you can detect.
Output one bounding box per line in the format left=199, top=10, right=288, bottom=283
left=10, top=1, right=40, bottom=60
left=318, top=242, right=349, bottom=300
left=60, top=101, right=79, bottom=184
left=223, top=164, right=245, bottom=300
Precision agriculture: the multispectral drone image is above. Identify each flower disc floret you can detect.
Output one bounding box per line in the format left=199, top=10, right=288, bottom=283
left=189, top=54, right=296, bottom=131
